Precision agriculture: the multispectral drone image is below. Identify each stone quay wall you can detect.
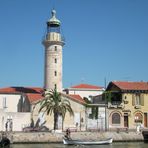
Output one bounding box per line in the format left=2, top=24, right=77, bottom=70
left=0, top=131, right=144, bottom=144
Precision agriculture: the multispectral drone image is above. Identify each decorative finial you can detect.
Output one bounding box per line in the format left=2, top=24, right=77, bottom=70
left=52, top=9, right=56, bottom=17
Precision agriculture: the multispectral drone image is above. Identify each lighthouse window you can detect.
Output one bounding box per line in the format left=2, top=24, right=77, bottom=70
left=55, top=58, right=57, bottom=63
left=54, top=84, right=57, bottom=89
left=54, top=71, right=57, bottom=76
left=55, top=46, right=57, bottom=51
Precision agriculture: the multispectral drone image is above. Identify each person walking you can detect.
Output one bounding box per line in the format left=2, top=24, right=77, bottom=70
left=5, top=122, right=8, bottom=131
left=9, top=121, right=13, bottom=131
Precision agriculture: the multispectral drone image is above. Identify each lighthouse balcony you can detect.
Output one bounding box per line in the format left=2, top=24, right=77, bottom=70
left=43, top=32, right=65, bottom=43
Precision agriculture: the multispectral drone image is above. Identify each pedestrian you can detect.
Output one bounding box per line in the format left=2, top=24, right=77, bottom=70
left=5, top=122, right=8, bottom=131
left=9, top=121, right=13, bottom=131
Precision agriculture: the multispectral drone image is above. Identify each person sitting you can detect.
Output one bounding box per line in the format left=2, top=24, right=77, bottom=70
left=65, top=128, right=71, bottom=140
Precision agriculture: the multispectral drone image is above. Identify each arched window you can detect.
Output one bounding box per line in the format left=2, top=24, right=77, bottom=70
left=135, top=113, right=143, bottom=123
left=112, top=113, right=120, bottom=124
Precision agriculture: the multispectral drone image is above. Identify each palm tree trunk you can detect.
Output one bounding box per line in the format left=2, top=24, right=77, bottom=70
left=54, top=111, right=58, bottom=130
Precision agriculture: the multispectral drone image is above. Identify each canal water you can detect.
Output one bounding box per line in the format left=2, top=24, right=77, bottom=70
left=9, top=142, right=148, bottom=148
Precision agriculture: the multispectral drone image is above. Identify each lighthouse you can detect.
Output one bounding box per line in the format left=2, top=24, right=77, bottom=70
left=43, top=10, right=65, bottom=92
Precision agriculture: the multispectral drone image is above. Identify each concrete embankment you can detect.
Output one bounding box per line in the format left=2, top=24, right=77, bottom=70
left=1, top=131, right=144, bottom=143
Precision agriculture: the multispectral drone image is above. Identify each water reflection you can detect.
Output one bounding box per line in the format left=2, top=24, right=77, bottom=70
left=10, top=142, right=147, bottom=148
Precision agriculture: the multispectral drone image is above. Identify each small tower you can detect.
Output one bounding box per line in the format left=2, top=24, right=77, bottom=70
left=43, top=10, right=65, bottom=92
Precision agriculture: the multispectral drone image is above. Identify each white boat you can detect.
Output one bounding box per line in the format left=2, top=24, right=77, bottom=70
left=63, top=137, right=113, bottom=145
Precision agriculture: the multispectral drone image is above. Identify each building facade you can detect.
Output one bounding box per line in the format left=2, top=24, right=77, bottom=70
left=32, top=93, right=86, bottom=131
left=64, top=83, right=104, bottom=101
left=105, top=81, right=148, bottom=130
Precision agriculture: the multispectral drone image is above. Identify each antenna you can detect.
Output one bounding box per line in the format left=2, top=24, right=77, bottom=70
left=52, top=0, right=56, bottom=10
left=104, top=77, right=107, bottom=89
left=47, top=0, right=56, bottom=10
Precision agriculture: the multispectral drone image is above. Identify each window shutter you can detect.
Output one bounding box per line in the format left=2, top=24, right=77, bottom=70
left=132, top=94, right=135, bottom=106
left=140, top=94, right=144, bottom=106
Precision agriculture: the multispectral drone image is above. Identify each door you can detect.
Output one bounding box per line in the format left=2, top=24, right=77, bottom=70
left=124, top=113, right=128, bottom=127
left=144, top=113, right=148, bottom=127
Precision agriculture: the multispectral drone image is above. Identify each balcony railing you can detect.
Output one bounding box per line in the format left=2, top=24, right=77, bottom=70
left=111, top=101, right=122, bottom=105
left=42, top=33, right=65, bottom=43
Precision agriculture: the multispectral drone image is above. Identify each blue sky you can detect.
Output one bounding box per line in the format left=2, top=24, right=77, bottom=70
left=0, top=0, right=148, bottom=88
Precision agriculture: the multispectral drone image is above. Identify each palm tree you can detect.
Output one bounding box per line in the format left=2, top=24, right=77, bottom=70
left=37, top=88, right=74, bottom=130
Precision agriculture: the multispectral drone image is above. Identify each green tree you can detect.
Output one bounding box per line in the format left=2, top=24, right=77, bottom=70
left=37, top=88, right=74, bottom=130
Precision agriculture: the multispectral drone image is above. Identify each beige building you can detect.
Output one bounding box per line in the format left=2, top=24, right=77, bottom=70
left=32, top=93, right=86, bottom=131
left=32, top=92, right=108, bottom=132
left=105, top=81, right=148, bottom=130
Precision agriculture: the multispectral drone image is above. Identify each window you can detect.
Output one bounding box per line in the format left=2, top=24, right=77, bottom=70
left=3, top=97, right=7, bottom=108
left=135, top=113, right=143, bottom=123
left=112, top=113, right=120, bottom=124
left=55, top=58, right=57, bottom=63
left=135, top=94, right=140, bottom=105
left=132, top=93, right=144, bottom=106
left=55, top=46, right=57, bottom=51
left=54, top=84, right=57, bottom=89
left=54, top=71, right=57, bottom=76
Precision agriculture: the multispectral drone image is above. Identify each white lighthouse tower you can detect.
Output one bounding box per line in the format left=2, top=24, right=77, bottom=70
left=43, top=10, right=65, bottom=92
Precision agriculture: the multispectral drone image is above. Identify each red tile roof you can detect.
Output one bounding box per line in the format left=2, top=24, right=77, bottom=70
left=112, top=81, right=148, bottom=91
left=68, top=94, right=86, bottom=104
left=26, top=93, right=43, bottom=103
left=70, top=84, right=103, bottom=90
left=0, top=87, right=44, bottom=103
left=0, top=87, right=87, bottom=104
left=62, top=94, right=86, bottom=105
left=0, top=87, right=44, bottom=94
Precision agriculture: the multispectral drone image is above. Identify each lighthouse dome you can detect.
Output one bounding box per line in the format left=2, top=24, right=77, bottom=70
left=47, top=9, right=61, bottom=27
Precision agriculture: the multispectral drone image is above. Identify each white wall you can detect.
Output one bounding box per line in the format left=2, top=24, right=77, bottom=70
left=0, top=94, right=21, bottom=112
left=0, top=94, right=31, bottom=131
left=86, top=107, right=106, bottom=131
left=68, top=89, right=104, bottom=100
left=0, top=110, right=31, bottom=131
